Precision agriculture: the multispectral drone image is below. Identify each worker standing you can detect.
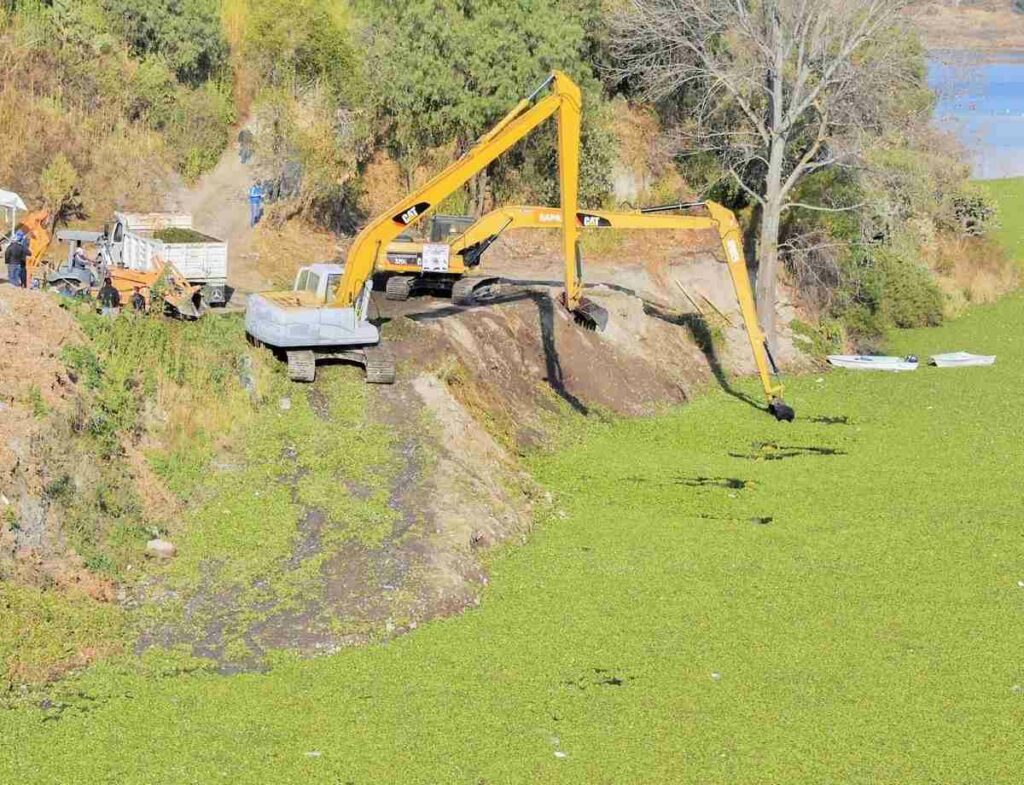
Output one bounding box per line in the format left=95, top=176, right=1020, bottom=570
left=98, top=276, right=121, bottom=317
left=130, top=286, right=146, bottom=313
left=4, top=230, right=28, bottom=288
left=238, top=129, right=254, bottom=165
left=248, top=183, right=264, bottom=227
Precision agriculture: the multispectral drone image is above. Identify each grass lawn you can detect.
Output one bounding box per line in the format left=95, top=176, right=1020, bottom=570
left=981, top=177, right=1024, bottom=265
left=1, top=291, right=1022, bottom=782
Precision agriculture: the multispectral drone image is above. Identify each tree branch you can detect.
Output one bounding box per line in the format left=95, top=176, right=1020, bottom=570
left=783, top=201, right=865, bottom=213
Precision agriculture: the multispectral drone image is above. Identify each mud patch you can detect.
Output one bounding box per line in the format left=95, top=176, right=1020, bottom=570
left=673, top=475, right=752, bottom=490
left=730, top=442, right=846, bottom=461
left=623, top=474, right=753, bottom=490
left=286, top=508, right=326, bottom=568
left=811, top=415, right=850, bottom=426
left=307, top=387, right=331, bottom=421
left=562, top=668, right=637, bottom=690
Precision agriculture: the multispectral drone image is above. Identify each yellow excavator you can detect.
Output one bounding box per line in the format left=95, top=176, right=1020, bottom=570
left=380, top=201, right=794, bottom=420
left=246, top=72, right=794, bottom=420
left=245, top=72, right=607, bottom=383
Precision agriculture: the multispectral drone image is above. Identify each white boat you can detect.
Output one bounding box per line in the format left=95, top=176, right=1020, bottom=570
left=827, top=355, right=919, bottom=372
left=929, top=352, right=996, bottom=368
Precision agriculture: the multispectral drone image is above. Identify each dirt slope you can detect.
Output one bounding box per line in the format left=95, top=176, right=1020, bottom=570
left=0, top=288, right=112, bottom=598
left=168, top=130, right=269, bottom=294
left=0, top=215, right=806, bottom=674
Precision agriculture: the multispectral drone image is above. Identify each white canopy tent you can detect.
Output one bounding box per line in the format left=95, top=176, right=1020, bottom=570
left=0, top=189, right=28, bottom=240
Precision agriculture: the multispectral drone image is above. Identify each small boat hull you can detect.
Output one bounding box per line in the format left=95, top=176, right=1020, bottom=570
left=827, top=355, right=919, bottom=372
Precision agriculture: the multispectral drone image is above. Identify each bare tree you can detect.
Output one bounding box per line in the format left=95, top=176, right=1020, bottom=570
left=611, top=0, right=912, bottom=346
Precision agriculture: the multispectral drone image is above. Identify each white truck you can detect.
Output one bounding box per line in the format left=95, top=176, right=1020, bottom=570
left=107, top=213, right=229, bottom=305
left=57, top=213, right=229, bottom=306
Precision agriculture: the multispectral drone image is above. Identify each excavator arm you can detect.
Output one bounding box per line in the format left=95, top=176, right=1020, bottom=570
left=332, top=72, right=606, bottom=330
left=428, top=201, right=793, bottom=419
left=579, top=203, right=789, bottom=417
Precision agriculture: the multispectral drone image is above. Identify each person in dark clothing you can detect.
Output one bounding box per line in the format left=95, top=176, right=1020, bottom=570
left=98, top=277, right=121, bottom=317
left=5, top=230, right=28, bottom=288
left=130, top=286, right=146, bottom=312
left=238, top=128, right=254, bottom=165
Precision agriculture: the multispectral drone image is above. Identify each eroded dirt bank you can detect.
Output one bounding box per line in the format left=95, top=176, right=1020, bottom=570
left=0, top=230, right=805, bottom=674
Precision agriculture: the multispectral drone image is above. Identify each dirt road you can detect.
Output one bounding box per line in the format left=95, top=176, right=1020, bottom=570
left=170, top=130, right=268, bottom=297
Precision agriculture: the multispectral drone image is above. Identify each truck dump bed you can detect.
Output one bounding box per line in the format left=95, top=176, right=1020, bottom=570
left=115, top=213, right=228, bottom=298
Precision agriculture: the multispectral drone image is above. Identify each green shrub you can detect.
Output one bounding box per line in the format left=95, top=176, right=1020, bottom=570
left=874, top=246, right=945, bottom=329
left=949, top=185, right=998, bottom=238
left=101, top=0, right=228, bottom=85
left=790, top=318, right=845, bottom=359
left=164, top=83, right=235, bottom=182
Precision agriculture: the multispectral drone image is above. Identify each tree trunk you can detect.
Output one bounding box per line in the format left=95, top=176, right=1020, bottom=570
left=756, top=130, right=787, bottom=352
left=755, top=201, right=781, bottom=352
left=471, top=170, right=488, bottom=217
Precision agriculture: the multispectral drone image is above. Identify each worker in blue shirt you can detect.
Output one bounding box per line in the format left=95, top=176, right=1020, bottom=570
left=248, top=183, right=264, bottom=227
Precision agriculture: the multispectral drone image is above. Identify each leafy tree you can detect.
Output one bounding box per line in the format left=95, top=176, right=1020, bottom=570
left=39, top=152, right=83, bottom=226
left=363, top=0, right=613, bottom=209
left=242, top=0, right=362, bottom=101
left=101, top=0, right=228, bottom=85
left=612, top=0, right=916, bottom=347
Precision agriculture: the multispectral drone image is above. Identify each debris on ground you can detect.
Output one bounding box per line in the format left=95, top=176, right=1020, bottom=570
left=145, top=539, right=177, bottom=560
left=929, top=352, right=996, bottom=367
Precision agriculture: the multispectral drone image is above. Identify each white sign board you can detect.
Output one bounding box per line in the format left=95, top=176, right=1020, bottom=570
left=421, top=243, right=451, bottom=273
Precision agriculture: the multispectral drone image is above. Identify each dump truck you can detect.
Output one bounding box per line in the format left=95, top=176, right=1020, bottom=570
left=57, top=213, right=229, bottom=306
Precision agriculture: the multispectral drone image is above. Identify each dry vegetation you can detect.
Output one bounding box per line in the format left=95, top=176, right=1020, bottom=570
left=906, top=0, right=1024, bottom=50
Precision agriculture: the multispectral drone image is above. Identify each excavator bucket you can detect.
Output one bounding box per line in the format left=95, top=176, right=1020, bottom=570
left=560, top=291, right=608, bottom=332
left=164, top=288, right=202, bottom=319
left=571, top=297, right=608, bottom=332
left=768, top=399, right=796, bottom=422
left=562, top=242, right=608, bottom=331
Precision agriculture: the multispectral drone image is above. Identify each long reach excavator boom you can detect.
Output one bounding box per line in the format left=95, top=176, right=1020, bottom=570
left=382, top=201, right=794, bottom=420
left=245, top=71, right=606, bottom=385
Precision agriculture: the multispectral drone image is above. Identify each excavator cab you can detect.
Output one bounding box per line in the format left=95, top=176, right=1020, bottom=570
left=430, top=215, right=476, bottom=243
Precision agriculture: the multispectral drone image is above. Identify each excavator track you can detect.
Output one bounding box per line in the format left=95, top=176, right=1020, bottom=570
left=286, top=350, right=317, bottom=383
left=451, top=277, right=479, bottom=305
left=385, top=275, right=415, bottom=301
left=363, top=346, right=396, bottom=384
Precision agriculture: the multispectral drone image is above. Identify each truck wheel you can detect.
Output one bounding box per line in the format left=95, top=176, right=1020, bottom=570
left=385, top=275, right=415, bottom=301
left=287, top=351, right=317, bottom=383
left=203, top=285, right=227, bottom=307
left=364, top=347, right=396, bottom=384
